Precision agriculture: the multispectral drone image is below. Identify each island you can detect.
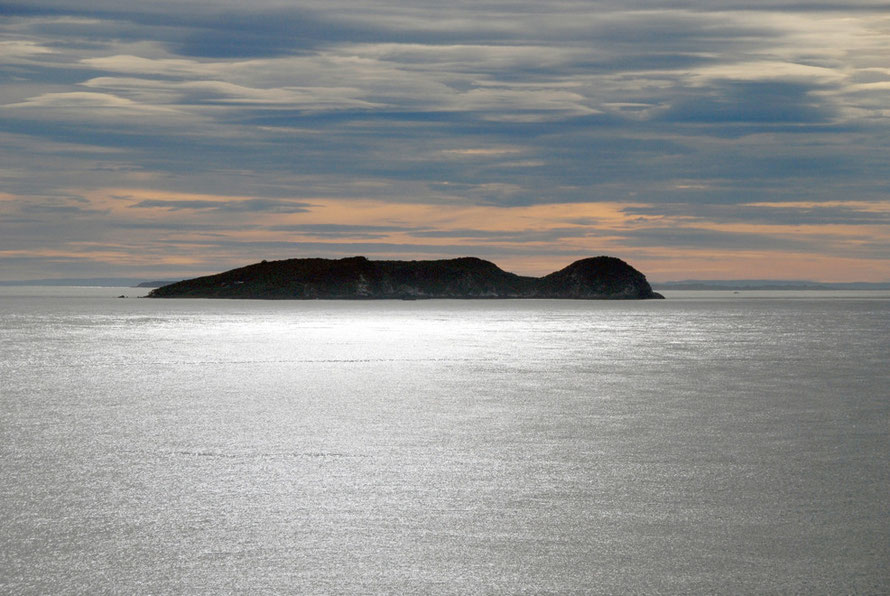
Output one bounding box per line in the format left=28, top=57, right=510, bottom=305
left=147, top=256, right=664, bottom=300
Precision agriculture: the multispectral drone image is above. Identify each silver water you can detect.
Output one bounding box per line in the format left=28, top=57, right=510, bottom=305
left=2, top=288, right=888, bottom=593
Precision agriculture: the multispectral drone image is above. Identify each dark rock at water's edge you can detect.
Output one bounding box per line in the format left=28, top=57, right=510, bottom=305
left=147, top=256, right=664, bottom=300
left=538, top=257, right=664, bottom=299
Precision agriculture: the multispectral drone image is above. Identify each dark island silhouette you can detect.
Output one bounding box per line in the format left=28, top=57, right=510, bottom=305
left=147, top=256, right=664, bottom=300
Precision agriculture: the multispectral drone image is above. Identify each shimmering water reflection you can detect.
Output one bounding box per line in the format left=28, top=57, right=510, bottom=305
left=1, top=290, right=888, bottom=593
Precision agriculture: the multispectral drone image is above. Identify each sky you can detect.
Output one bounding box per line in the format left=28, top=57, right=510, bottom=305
left=2, top=0, right=890, bottom=282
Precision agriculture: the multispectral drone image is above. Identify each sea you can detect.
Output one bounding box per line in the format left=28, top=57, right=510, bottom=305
left=1, top=286, right=888, bottom=594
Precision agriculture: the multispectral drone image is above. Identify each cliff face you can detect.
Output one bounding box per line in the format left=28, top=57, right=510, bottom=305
left=537, top=256, right=659, bottom=299
left=148, top=256, right=664, bottom=299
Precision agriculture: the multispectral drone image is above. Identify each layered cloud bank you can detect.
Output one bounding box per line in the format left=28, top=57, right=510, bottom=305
left=2, top=1, right=889, bottom=281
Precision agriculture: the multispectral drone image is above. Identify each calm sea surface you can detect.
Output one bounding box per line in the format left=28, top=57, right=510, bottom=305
left=1, top=287, right=888, bottom=594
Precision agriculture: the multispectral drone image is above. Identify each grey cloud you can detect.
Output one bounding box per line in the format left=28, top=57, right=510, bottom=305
left=157, top=238, right=589, bottom=259
left=19, top=203, right=105, bottom=215
left=622, top=203, right=890, bottom=226
left=618, top=224, right=887, bottom=260
left=413, top=227, right=601, bottom=242
left=852, top=239, right=890, bottom=259
left=1, top=4, right=332, bottom=57
left=131, top=199, right=314, bottom=213
left=619, top=226, right=822, bottom=252
left=267, top=224, right=413, bottom=239
left=7, top=193, right=106, bottom=217
left=657, top=81, right=835, bottom=124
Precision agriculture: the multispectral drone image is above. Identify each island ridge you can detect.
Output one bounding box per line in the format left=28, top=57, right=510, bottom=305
left=148, top=256, right=664, bottom=300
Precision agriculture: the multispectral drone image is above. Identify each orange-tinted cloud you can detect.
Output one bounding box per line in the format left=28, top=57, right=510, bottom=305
left=4, top=187, right=885, bottom=281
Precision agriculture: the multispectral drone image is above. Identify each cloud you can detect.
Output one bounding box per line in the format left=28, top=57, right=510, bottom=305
left=2, top=91, right=191, bottom=127
left=81, top=76, right=383, bottom=111
left=2, top=0, right=890, bottom=281
left=0, top=40, right=53, bottom=61
left=81, top=55, right=220, bottom=78
left=8, top=91, right=154, bottom=109
left=657, top=80, right=836, bottom=124
left=622, top=201, right=890, bottom=226
left=130, top=198, right=314, bottom=213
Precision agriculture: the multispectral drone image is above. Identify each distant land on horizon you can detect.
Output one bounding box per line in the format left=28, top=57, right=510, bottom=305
left=0, top=278, right=165, bottom=287
left=148, top=256, right=664, bottom=299
left=651, top=280, right=890, bottom=291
